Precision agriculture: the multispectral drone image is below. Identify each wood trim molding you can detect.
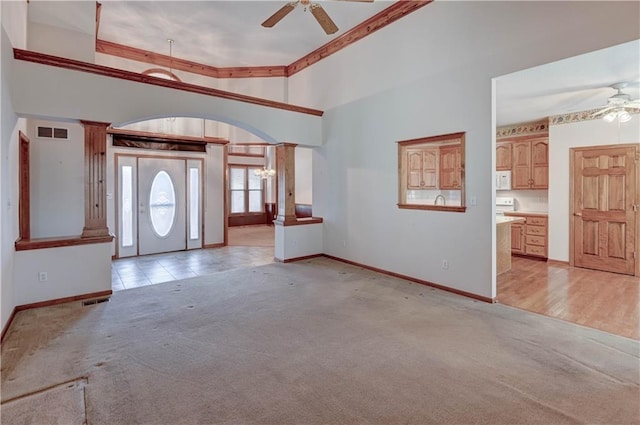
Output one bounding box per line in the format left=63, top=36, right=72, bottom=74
left=108, top=128, right=228, bottom=145
left=203, top=243, right=225, bottom=249
left=95, top=2, right=102, bottom=41
left=16, top=290, right=112, bottom=312
left=2, top=290, right=112, bottom=343
left=323, top=254, right=495, bottom=303
left=13, top=49, right=324, bottom=117
left=95, top=2, right=431, bottom=79
left=18, top=131, right=30, bottom=240
left=397, top=204, right=467, bottom=213
left=287, top=1, right=433, bottom=76
left=275, top=254, right=324, bottom=263
left=1, top=308, right=18, bottom=343
left=15, top=234, right=114, bottom=251
left=96, top=39, right=287, bottom=79
left=274, top=217, right=324, bottom=226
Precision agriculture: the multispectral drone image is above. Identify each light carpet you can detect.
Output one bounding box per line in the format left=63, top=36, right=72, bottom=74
left=1, top=257, right=638, bottom=424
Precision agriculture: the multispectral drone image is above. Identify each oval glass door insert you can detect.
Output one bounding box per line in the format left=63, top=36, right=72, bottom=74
left=149, top=170, right=176, bottom=237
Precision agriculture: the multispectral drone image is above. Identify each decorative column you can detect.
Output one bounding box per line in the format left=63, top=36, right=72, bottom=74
left=80, top=120, right=111, bottom=238
left=274, top=143, right=298, bottom=225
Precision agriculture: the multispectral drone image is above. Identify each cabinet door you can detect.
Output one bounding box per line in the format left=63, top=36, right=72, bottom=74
left=439, top=146, right=461, bottom=189
left=422, top=149, right=438, bottom=189
left=496, top=142, right=512, bottom=171
left=512, top=141, right=532, bottom=189
left=530, top=139, right=549, bottom=189
left=407, top=151, right=422, bottom=189
left=511, top=223, right=525, bottom=254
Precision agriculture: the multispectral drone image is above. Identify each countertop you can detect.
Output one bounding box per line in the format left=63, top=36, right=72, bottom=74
left=496, top=216, right=526, bottom=225
left=504, top=211, right=548, bottom=217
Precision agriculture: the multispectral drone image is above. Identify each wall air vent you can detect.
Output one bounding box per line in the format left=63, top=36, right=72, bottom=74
left=36, top=126, right=69, bottom=140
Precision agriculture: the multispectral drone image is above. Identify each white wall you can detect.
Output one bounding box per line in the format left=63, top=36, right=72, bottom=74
left=548, top=115, right=640, bottom=262
left=1, top=2, right=28, bottom=330
left=27, top=119, right=84, bottom=238
left=275, top=223, right=323, bottom=261
left=10, top=57, right=323, bottom=146
left=28, top=22, right=95, bottom=63
left=291, top=1, right=640, bottom=299
left=14, top=242, right=112, bottom=306
left=295, top=147, right=312, bottom=205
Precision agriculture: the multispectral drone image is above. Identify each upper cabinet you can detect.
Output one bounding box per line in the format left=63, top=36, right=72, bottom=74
left=512, top=138, right=548, bottom=189
left=407, top=148, right=438, bottom=189
left=439, top=145, right=462, bottom=190
left=497, top=136, right=548, bottom=190
left=496, top=142, right=512, bottom=171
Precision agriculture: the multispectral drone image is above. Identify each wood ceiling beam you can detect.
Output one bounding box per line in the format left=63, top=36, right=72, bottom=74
left=96, top=39, right=288, bottom=79
left=287, top=0, right=433, bottom=76
left=14, top=49, right=324, bottom=116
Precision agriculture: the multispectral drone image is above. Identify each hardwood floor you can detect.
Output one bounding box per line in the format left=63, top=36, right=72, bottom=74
left=497, top=256, right=640, bottom=340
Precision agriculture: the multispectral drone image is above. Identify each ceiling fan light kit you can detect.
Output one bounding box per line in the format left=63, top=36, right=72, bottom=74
left=592, top=82, right=640, bottom=123
left=262, top=0, right=373, bottom=35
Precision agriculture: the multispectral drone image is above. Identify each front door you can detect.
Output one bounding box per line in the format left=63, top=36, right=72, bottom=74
left=138, top=157, right=187, bottom=255
left=572, top=145, right=637, bottom=275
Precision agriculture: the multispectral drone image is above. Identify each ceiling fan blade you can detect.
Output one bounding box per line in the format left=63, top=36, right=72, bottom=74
left=310, top=4, right=339, bottom=35
left=262, top=2, right=298, bottom=28
left=591, top=106, right=616, bottom=117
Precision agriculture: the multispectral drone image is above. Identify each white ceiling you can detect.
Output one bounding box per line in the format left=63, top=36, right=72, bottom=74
left=97, top=0, right=393, bottom=67
left=26, top=2, right=640, bottom=126
left=496, top=39, right=640, bottom=126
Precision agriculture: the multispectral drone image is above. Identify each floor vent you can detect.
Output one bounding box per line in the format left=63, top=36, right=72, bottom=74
left=82, top=297, right=110, bottom=306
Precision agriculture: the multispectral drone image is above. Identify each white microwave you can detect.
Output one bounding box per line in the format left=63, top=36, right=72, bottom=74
left=496, top=170, right=512, bottom=191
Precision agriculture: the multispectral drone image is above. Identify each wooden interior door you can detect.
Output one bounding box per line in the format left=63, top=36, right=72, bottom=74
left=572, top=145, right=637, bottom=275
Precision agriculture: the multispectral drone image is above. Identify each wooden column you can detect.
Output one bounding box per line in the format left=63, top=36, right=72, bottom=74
left=274, top=143, right=297, bottom=225
left=18, top=131, right=30, bottom=240
left=81, top=120, right=111, bottom=238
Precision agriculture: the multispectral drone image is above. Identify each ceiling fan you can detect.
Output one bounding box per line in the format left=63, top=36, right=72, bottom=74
left=591, top=83, right=640, bottom=123
left=262, top=0, right=374, bottom=35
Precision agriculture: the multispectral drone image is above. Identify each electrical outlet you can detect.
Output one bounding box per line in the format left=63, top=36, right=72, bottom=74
left=38, top=271, right=48, bottom=282
left=470, top=196, right=477, bottom=206
left=441, top=260, right=449, bottom=270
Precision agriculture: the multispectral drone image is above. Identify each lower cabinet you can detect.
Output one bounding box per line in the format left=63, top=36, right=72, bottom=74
left=510, top=223, right=525, bottom=255
left=505, top=213, right=548, bottom=259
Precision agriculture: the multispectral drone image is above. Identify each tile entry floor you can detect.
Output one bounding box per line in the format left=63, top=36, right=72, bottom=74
left=112, top=226, right=275, bottom=291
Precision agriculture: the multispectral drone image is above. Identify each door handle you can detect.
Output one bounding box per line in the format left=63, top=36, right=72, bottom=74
left=574, top=212, right=582, bottom=217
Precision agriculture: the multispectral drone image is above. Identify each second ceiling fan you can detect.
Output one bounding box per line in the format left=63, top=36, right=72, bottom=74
left=262, top=0, right=373, bottom=35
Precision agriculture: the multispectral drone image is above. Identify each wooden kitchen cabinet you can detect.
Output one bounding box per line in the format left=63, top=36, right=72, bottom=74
left=505, top=213, right=548, bottom=259
left=407, top=148, right=438, bottom=189
left=496, top=142, right=512, bottom=171
left=439, top=145, right=461, bottom=189
left=510, top=222, right=525, bottom=254
left=512, top=138, right=548, bottom=189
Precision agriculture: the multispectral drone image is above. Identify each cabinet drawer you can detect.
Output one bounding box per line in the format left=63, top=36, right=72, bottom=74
left=527, top=217, right=547, bottom=226
left=526, top=245, right=546, bottom=257
left=526, top=235, right=545, bottom=246
left=526, top=225, right=546, bottom=236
